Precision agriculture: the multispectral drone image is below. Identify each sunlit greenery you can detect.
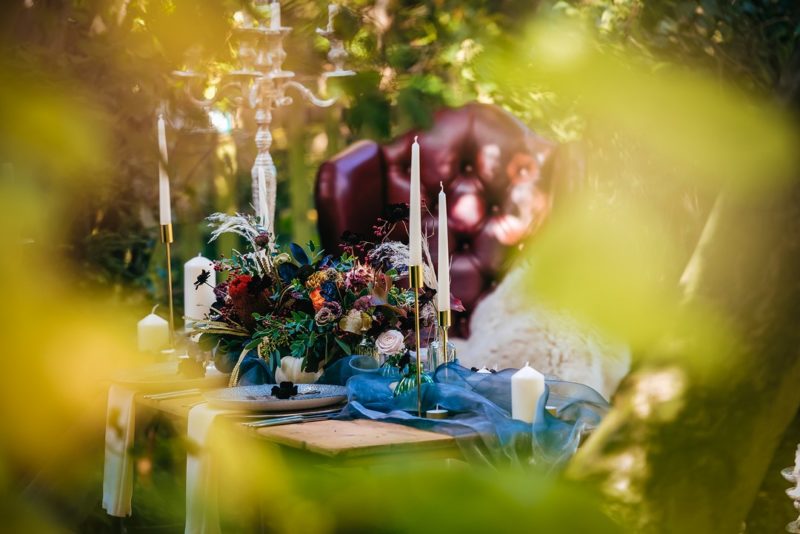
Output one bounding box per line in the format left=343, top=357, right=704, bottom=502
left=2, top=0, right=800, bottom=532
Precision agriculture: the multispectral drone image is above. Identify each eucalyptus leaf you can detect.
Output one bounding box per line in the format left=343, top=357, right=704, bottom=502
left=334, top=337, right=352, bottom=355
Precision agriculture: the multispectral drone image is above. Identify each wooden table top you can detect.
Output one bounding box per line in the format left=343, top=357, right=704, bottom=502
left=135, top=391, right=460, bottom=461
left=252, top=418, right=455, bottom=458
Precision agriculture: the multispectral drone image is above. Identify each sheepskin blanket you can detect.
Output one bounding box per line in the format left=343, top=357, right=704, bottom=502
left=454, top=269, right=630, bottom=400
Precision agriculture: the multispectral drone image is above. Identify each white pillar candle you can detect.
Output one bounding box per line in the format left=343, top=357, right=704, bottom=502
left=408, top=136, right=422, bottom=266
left=511, top=362, right=546, bottom=424
left=138, top=306, right=170, bottom=352
left=270, top=1, right=281, bottom=29
left=184, top=254, right=216, bottom=328
left=437, top=182, right=450, bottom=311
left=157, top=114, right=171, bottom=225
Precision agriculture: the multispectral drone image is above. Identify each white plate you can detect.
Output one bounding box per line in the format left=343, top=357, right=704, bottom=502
left=204, top=384, right=348, bottom=412
left=113, top=362, right=229, bottom=392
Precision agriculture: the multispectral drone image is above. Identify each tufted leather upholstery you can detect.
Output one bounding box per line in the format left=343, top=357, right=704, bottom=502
left=315, top=103, right=560, bottom=337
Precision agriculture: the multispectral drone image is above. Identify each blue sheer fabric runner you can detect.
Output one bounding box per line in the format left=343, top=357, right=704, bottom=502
left=318, top=357, right=610, bottom=468
left=222, top=350, right=609, bottom=467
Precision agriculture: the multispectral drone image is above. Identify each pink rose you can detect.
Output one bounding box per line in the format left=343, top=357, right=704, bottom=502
left=375, top=329, right=405, bottom=356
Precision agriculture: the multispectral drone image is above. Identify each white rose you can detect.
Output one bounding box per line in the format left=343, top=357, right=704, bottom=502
left=375, top=330, right=405, bottom=356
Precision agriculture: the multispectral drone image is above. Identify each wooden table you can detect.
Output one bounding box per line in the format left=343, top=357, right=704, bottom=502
left=136, top=392, right=463, bottom=464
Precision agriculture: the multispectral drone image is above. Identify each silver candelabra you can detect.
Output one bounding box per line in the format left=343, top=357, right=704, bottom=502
left=171, top=1, right=354, bottom=233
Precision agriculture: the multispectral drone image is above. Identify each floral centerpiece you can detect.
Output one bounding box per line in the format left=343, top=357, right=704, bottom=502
left=193, top=208, right=446, bottom=386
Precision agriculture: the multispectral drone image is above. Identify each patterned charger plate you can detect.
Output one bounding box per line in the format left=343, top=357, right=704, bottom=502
left=203, top=384, right=348, bottom=412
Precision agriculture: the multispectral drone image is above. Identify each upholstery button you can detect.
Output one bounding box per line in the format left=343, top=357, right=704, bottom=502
left=461, top=242, right=470, bottom=251
left=491, top=205, right=499, bottom=213
left=464, top=164, right=473, bottom=173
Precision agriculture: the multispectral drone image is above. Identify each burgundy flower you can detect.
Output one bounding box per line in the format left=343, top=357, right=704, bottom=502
left=345, top=263, right=375, bottom=290
left=255, top=232, right=271, bottom=248
left=228, top=274, right=253, bottom=300
left=340, top=230, right=364, bottom=246
left=385, top=203, right=409, bottom=223
left=353, top=295, right=373, bottom=311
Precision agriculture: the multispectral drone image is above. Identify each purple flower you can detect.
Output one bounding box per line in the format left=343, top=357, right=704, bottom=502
left=353, top=295, right=373, bottom=311
left=315, top=301, right=342, bottom=325
left=323, top=301, right=343, bottom=317
left=345, top=263, right=375, bottom=290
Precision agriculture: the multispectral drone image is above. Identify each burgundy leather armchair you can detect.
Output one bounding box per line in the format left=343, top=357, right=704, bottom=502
left=315, top=103, right=560, bottom=337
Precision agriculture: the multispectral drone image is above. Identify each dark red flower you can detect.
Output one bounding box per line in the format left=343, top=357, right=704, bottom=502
left=385, top=203, right=409, bottom=223
left=228, top=274, right=253, bottom=299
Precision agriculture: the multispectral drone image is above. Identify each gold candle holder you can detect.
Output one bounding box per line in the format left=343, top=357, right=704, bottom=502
left=409, top=264, right=423, bottom=417
left=160, top=223, right=175, bottom=346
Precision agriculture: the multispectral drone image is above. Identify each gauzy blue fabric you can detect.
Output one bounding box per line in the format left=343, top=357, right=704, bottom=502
left=319, top=357, right=610, bottom=468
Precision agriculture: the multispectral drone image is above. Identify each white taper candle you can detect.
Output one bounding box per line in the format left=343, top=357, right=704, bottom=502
left=409, top=136, right=422, bottom=266
left=437, top=182, right=450, bottom=311
left=157, top=114, right=171, bottom=225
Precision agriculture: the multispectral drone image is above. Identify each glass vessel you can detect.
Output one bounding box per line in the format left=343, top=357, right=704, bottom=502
left=427, top=339, right=456, bottom=372
left=393, top=370, right=434, bottom=397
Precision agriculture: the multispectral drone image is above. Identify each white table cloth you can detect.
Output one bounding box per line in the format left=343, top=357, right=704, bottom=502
left=185, top=403, right=233, bottom=534
left=102, top=385, right=136, bottom=517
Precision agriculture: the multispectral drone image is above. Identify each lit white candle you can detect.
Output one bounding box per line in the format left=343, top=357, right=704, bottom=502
left=437, top=182, right=450, bottom=311
left=408, top=136, right=422, bottom=266
left=184, top=254, right=216, bottom=328
left=270, top=1, right=281, bottom=30
left=511, top=362, right=546, bottom=424
left=157, top=114, right=171, bottom=225
left=257, top=166, right=269, bottom=229
left=138, top=306, right=170, bottom=352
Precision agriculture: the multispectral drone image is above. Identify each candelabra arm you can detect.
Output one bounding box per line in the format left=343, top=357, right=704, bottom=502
left=173, top=75, right=248, bottom=110
left=179, top=82, right=218, bottom=110
left=284, top=80, right=337, bottom=108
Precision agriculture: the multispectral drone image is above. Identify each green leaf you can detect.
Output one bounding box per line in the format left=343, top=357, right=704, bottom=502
left=334, top=337, right=352, bottom=355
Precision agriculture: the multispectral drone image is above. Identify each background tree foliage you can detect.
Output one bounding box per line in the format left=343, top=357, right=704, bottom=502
left=4, top=0, right=797, bottom=314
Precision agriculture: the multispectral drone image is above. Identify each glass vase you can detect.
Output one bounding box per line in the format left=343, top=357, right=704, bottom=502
left=393, top=371, right=434, bottom=397
left=427, top=339, right=456, bottom=372
left=354, top=337, right=378, bottom=363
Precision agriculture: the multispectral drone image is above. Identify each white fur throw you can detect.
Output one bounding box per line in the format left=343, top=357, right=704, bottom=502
left=454, top=269, right=630, bottom=400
